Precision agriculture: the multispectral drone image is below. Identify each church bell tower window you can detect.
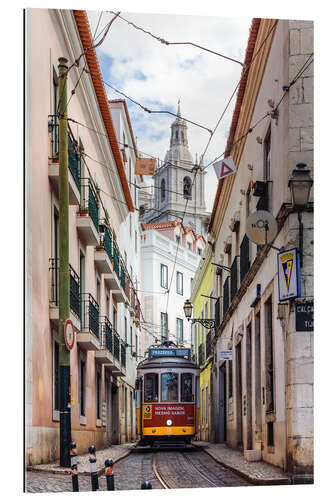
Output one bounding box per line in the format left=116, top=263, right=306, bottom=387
left=161, top=178, right=166, bottom=202
left=183, top=176, right=192, bottom=199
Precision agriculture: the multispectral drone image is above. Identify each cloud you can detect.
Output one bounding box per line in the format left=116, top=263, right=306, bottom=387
left=87, top=10, right=251, bottom=210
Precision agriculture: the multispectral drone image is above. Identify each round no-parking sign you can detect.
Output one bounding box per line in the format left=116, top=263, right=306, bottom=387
left=64, top=319, right=75, bottom=350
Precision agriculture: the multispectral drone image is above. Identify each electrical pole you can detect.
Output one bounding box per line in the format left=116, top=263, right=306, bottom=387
left=58, top=57, right=71, bottom=467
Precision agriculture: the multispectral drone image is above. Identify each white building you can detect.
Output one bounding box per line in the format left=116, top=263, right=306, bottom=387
left=109, top=99, right=142, bottom=443
left=141, top=221, right=205, bottom=351
left=141, top=103, right=210, bottom=237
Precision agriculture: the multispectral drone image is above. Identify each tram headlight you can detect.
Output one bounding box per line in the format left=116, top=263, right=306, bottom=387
left=166, top=419, right=172, bottom=426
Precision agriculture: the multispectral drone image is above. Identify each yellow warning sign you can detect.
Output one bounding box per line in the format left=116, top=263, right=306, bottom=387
left=143, top=405, right=152, bottom=419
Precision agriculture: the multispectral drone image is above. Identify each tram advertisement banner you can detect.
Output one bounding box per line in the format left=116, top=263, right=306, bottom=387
left=143, top=404, right=195, bottom=426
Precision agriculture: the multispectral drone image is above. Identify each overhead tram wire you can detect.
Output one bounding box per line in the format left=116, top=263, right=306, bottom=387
left=202, top=54, right=314, bottom=172
left=163, top=20, right=281, bottom=317
left=108, top=11, right=245, bottom=67
left=56, top=11, right=121, bottom=116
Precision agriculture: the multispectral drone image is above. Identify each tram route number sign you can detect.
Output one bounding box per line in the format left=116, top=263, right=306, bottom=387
left=149, top=348, right=190, bottom=358
left=143, top=405, right=152, bottom=419
left=295, top=300, right=314, bottom=331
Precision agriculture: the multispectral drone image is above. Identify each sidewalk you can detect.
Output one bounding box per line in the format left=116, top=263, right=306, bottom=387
left=194, top=441, right=291, bottom=485
left=27, top=442, right=137, bottom=476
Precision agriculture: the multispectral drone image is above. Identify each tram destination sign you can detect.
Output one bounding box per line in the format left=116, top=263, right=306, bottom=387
left=149, top=348, right=190, bottom=359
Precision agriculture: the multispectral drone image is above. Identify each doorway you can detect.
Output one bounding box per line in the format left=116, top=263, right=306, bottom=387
left=218, top=364, right=227, bottom=442
left=254, top=312, right=262, bottom=443
left=246, top=322, right=253, bottom=450
left=106, top=376, right=112, bottom=445
left=236, top=342, right=243, bottom=449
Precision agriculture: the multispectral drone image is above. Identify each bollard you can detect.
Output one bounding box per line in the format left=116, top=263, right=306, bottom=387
left=88, top=445, right=99, bottom=491
left=70, top=442, right=79, bottom=492
left=141, top=481, right=152, bottom=489
left=105, top=459, right=115, bottom=491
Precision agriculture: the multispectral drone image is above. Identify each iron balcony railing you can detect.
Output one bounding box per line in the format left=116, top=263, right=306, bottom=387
left=113, top=330, right=120, bottom=360
left=121, top=340, right=126, bottom=368
left=102, top=316, right=113, bottom=353
left=80, top=178, right=99, bottom=231
left=120, top=262, right=126, bottom=290
left=215, top=297, right=221, bottom=329
left=80, top=293, right=99, bottom=339
left=68, top=134, right=81, bottom=190
left=223, top=276, right=230, bottom=317
left=102, top=225, right=113, bottom=263
left=49, top=258, right=80, bottom=319
left=240, top=234, right=250, bottom=283
left=230, top=256, right=239, bottom=302
left=198, top=343, right=205, bottom=366
left=206, top=331, right=212, bottom=358
left=113, top=239, right=120, bottom=277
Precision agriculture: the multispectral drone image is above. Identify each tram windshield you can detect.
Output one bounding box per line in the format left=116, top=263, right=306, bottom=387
left=144, top=373, right=158, bottom=402
left=181, top=373, right=194, bottom=402
left=161, top=373, right=178, bottom=402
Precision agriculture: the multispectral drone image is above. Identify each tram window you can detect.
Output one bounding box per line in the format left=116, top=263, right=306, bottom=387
left=161, top=373, right=178, bottom=402
left=181, top=374, right=194, bottom=402
left=144, top=373, right=158, bottom=402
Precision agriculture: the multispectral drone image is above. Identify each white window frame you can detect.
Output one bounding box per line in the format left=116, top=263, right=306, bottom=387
left=176, top=271, right=183, bottom=295
left=160, top=263, right=168, bottom=289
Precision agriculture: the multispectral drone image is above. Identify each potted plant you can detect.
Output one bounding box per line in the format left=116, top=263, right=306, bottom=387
left=79, top=205, right=88, bottom=216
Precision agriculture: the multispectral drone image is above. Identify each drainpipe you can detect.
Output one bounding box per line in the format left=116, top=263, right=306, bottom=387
left=58, top=57, right=71, bottom=467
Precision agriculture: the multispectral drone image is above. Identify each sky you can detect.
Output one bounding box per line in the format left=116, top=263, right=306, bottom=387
left=87, top=10, right=251, bottom=212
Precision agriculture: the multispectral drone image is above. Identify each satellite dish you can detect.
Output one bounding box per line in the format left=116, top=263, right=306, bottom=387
left=246, top=210, right=278, bottom=245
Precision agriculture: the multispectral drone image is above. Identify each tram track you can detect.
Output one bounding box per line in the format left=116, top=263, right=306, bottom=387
left=152, top=449, right=248, bottom=489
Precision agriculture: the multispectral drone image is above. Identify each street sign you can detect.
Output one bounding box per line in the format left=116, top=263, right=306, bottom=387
left=219, top=350, right=233, bottom=361
left=64, top=319, right=75, bottom=350
left=246, top=210, right=278, bottom=245
left=277, top=248, right=301, bottom=301
left=213, top=156, right=236, bottom=180
left=295, top=300, right=313, bottom=331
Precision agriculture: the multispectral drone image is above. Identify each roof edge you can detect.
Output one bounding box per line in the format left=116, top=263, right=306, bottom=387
left=72, top=10, right=135, bottom=213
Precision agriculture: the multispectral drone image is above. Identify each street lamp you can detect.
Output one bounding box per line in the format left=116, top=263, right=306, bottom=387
left=183, top=299, right=193, bottom=321
left=183, top=299, right=216, bottom=330
left=288, top=162, right=313, bottom=267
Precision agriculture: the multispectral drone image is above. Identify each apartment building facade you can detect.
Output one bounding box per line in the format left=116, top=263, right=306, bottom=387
left=25, top=9, right=141, bottom=464
left=208, top=18, right=313, bottom=482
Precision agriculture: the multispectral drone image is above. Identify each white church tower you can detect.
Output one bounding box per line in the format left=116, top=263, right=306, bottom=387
left=143, top=101, right=210, bottom=236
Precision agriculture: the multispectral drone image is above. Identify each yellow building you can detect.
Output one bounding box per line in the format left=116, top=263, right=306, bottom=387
left=190, top=241, right=214, bottom=441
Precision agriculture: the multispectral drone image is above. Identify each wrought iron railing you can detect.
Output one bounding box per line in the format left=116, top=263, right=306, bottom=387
left=223, top=276, right=230, bottom=317
left=113, top=331, right=120, bottom=360
left=80, top=178, right=99, bottom=231
left=68, top=134, right=81, bottom=190
left=121, top=341, right=126, bottom=368
left=103, top=226, right=113, bottom=263
left=113, top=239, right=120, bottom=277
left=240, top=234, right=250, bottom=283
left=49, top=258, right=80, bottom=318
left=206, top=331, right=212, bottom=358
left=103, top=316, right=113, bottom=353
left=230, top=256, right=239, bottom=302
left=80, top=293, right=99, bottom=338
left=120, top=263, right=126, bottom=290
left=198, top=343, right=204, bottom=366
left=70, top=265, right=80, bottom=318
left=215, top=297, right=221, bottom=329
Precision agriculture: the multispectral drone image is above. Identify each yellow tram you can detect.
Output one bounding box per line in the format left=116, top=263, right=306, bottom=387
left=136, top=341, right=200, bottom=448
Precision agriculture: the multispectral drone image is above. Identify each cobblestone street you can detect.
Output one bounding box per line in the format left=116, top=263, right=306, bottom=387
left=25, top=448, right=252, bottom=492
